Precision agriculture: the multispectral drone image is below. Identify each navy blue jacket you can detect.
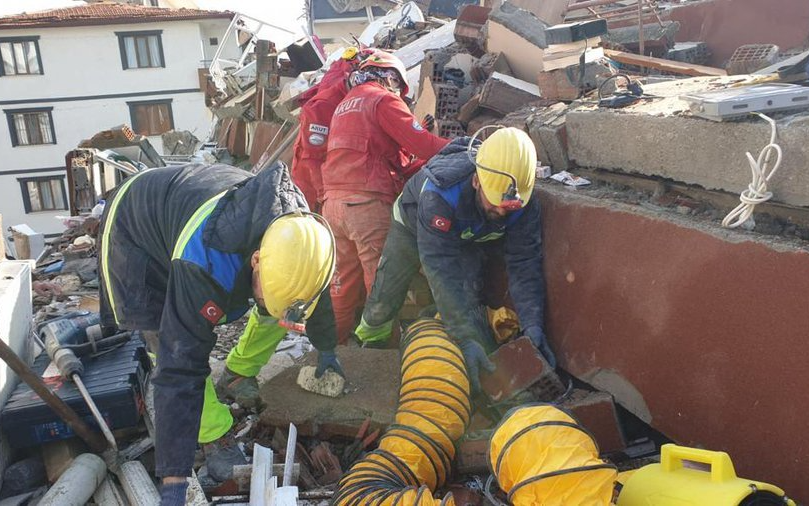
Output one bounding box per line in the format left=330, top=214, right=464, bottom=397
left=99, top=162, right=336, bottom=477
left=396, top=138, right=546, bottom=345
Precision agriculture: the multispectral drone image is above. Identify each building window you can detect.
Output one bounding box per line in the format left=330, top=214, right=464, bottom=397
left=0, top=37, right=43, bottom=76
left=116, top=30, right=164, bottom=69
left=128, top=99, right=174, bottom=136
left=18, top=176, right=67, bottom=213
left=4, top=107, right=56, bottom=146
left=209, top=37, right=218, bottom=45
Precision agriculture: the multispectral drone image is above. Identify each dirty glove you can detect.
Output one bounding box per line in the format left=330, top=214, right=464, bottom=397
left=160, top=481, right=188, bottom=506
left=421, top=114, right=435, bottom=132
left=525, top=326, right=557, bottom=369
left=458, top=339, right=496, bottom=394
left=316, top=350, right=345, bottom=378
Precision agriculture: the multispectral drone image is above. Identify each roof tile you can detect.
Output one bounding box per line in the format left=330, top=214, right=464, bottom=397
left=0, top=2, right=233, bottom=30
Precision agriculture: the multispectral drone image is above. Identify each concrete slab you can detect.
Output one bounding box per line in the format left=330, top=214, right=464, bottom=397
left=258, top=347, right=400, bottom=439
left=567, top=76, right=809, bottom=208
left=539, top=184, right=809, bottom=501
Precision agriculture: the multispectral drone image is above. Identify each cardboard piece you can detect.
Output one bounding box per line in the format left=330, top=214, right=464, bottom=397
left=414, top=77, right=438, bottom=133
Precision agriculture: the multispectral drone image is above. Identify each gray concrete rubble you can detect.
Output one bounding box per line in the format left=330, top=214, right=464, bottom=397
left=567, top=76, right=809, bottom=208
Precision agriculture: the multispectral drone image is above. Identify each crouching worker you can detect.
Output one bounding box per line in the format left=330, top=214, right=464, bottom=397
left=97, top=162, right=341, bottom=505
left=355, top=127, right=556, bottom=392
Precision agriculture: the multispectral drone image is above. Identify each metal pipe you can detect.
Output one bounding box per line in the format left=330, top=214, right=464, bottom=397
left=119, top=460, right=160, bottom=506
left=39, top=453, right=107, bottom=506
left=74, top=374, right=118, bottom=451
left=0, top=339, right=108, bottom=452
left=259, top=124, right=299, bottom=171
left=638, top=0, right=646, bottom=56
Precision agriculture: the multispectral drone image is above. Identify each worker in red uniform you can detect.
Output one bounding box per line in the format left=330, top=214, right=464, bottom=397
left=321, top=50, right=450, bottom=344
left=291, top=48, right=371, bottom=211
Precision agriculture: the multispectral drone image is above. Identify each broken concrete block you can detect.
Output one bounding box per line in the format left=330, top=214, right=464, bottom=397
left=479, top=72, right=541, bottom=115
left=458, top=95, right=481, bottom=125
left=546, top=19, right=607, bottom=45
left=437, top=119, right=466, bottom=139
left=487, top=2, right=548, bottom=82
left=480, top=336, right=564, bottom=403
left=471, top=52, right=512, bottom=83
left=454, top=5, right=490, bottom=56
left=435, top=83, right=461, bottom=119
left=419, top=44, right=466, bottom=89
left=603, top=21, right=679, bottom=58
left=296, top=366, right=345, bottom=398
left=536, top=61, right=611, bottom=101
left=259, top=348, right=399, bottom=439
left=562, top=389, right=627, bottom=455
left=466, top=114, right=503, bottom=137
left=527, top=102, right=570, bottom=170
left=507, top=0, right=568, bottom=25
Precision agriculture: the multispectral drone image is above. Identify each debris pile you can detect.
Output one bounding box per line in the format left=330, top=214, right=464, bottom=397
left=3, top=0, right=809, bottom=503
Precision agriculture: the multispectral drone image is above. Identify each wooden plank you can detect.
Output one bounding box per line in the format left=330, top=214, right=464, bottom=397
left=603, top=49, right=728, bottom=76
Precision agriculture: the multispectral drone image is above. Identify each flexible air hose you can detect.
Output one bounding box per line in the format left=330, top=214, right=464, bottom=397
left=489, top=404, right=618, bottom=506
left=334, top=319, right=472, bottom=505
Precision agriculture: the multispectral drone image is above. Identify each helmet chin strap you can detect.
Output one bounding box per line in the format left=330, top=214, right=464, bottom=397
left=266, top=210, right=336, bottom=333
left=467, top=126, right=523, bottom=210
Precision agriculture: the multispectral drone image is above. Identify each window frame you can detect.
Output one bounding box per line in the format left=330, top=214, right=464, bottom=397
left=0, top=36, right=44, bottom=76
left=115, top=30, right=165, bottom=70
left=18, top=175, right=68, bottom=213
left=4, top=107, right=56, bottom=147
left=127, top=99, right=174, bottom=136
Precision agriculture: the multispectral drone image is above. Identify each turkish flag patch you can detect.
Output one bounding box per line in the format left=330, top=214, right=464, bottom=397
left=200, top=300, right=224, bottom=324
left=431, top=215, right=451, bottom=232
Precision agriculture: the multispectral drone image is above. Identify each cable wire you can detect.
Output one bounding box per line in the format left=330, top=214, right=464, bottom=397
left=722, top=112, right=783, bottom=229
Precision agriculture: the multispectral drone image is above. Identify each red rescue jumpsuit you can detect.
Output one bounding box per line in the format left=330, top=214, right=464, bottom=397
left=321, top=81, right=449, bottom=344
left=290, top=79, right=349, bottom=211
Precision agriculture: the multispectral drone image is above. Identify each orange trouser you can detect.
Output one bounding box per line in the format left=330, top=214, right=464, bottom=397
left=322, top=196, right=392, bottom=344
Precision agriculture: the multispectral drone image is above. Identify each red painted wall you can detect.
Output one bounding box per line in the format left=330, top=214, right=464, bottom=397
left=540, top=188, right=809, bottom=501
left=669, top=0, right=809, bottom=67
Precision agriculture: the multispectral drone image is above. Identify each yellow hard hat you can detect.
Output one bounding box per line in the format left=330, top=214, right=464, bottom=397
left=258, top=212, right=335, bottom=328
left=474, top=127, right=537, bottom=209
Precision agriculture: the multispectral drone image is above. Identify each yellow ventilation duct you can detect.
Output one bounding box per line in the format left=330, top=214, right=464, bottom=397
left=334, top=319, right=471, bottom=505
left=489, top=404, right=618, bottom=506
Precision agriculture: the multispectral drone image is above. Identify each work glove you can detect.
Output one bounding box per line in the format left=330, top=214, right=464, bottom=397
left=316, top=350, right=345, bottom=378
left=525, top=326, right=557, bottom=369
left=421, top=114, right=435, bottom=132
left=458, top=339, right=496, bottom=394
left=159, top=481, right=189, bottom=506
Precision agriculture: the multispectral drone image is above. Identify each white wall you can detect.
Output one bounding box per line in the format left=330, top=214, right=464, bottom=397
left=0, top=260, right=33, bottom=490
left=314, top=19, right=369, bottom=44
left=0, top=18, right=229, bottom=238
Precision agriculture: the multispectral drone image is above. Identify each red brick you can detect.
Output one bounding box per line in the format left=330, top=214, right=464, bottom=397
left=562, top=389, right=626, bottom=454
left=480, top=336, right=564, bottom=402
left=455, top=433, right=491, bottom=475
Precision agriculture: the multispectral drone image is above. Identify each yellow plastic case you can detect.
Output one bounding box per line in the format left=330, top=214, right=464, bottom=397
left=617, top=444, right=795, bottom=506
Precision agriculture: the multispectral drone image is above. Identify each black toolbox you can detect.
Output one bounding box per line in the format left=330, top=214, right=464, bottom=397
left=1, top=336, right=150, bottom=448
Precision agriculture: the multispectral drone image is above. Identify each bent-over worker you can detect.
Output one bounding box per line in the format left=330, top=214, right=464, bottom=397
left=98, top=162, right=341, bottom=505
left=354, top=127, right=556, bottom=391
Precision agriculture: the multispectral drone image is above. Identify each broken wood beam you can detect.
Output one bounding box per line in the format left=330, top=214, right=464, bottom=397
left=603, top=49, right=728, bottom=77
left=568, top=0, right=630, bottom=12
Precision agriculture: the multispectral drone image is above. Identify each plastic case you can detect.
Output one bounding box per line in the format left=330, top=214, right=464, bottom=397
left=1, top=337, right=150, bottom=448
left=681, top=83, right=809, bottom=121
left=617, top=444, right=795, bottom=506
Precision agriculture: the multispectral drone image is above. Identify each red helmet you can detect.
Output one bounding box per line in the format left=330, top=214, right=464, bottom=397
left=359, top=50, right=409, bottom=97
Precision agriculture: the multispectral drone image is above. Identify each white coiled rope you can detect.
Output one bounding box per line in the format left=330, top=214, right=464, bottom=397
left=722, top=112, right=783, bottom=229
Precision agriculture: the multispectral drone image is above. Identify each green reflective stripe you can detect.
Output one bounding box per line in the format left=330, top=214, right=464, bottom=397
left=100, top=172, right=147, bottom=325
left=461, top=228, right=504, bottom=242
left=392, top=195, right=404, bottom=225
left=171, top=191, right=227, bottom=260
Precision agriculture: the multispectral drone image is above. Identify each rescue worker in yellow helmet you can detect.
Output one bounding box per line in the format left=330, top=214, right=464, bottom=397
left=97, top=162, right=339, bottom=505
left=356, top=127, right=555, bottom=392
